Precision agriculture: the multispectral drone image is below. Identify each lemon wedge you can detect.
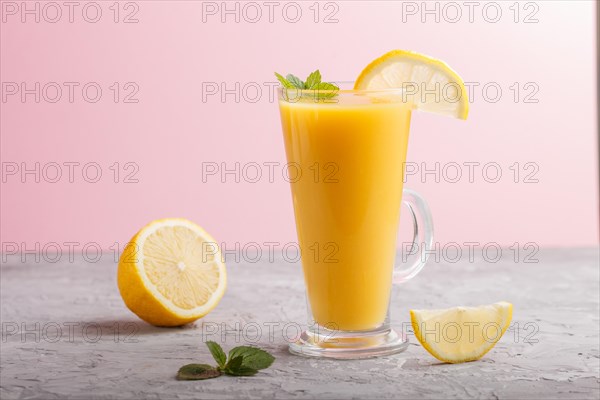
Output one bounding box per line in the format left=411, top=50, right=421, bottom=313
left=354, top=50, right=469, bottom=119
left=410, top=302, right=513, bottom=363
left=117, top=218, right=227, bottom=326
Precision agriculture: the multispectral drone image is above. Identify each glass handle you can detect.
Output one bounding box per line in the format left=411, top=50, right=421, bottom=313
left=393, top=188, right=434, bottom=284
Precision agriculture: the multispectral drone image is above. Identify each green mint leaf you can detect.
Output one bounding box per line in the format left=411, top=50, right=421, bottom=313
left=223, top=356, right=258, bottom=376
left=176, top=344, right=274, bottom=380
left=305, top=70, right=322, bottom=88
left=228, top=346, right=275, bottom=370
left=274, top=72, right=294, bottom=89
left=308, top=82, right=339, bottom=100
left=311, top=81, right=339, bottom=91
left=286, top=74, right=305, bottom=89
left=225, top=355, right=243, bottom=370
left=206, top=341, right=227, bottom=368
left=276, top=70, right=339, bottom=101
left=224, top=365, right=259, bottom=377
left=177, top=364, right=221, bottom=380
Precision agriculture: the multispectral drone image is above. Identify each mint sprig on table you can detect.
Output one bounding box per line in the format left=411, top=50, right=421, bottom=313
left=177, top=341, right=275, bottom=380
left=275, top=70, right=339, bottom=100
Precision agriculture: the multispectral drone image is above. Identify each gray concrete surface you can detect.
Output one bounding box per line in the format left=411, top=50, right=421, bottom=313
left=1, top=248, right=599, bottom=399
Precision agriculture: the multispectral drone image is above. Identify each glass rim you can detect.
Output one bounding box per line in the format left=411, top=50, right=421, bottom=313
left=277, top=81, right=407, bottom=95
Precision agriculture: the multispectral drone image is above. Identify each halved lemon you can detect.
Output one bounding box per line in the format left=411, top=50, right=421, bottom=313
left=117, top=218, right=226, bottom=326
left=354, top=50, right=469, bottom=119
left=410, top=302, right=513, bottom=363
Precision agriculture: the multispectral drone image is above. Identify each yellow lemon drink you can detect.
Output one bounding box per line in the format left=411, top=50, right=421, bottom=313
left=278, top=52, right=466, bottom=358
left=279, top=90, right=411, bottom=331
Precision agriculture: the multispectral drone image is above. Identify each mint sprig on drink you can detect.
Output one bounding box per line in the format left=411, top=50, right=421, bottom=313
left=177, top=341, right=275, bottom=380
left=275, top=70, right=339, bottom=100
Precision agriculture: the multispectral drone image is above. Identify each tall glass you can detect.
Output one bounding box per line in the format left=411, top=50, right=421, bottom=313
left=278, top=83, right=433, bottom=359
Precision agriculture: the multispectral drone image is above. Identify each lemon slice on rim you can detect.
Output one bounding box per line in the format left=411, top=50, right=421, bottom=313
left=410, top=302, right=513, bottom=363
left=117, top=218, right=226, bottom=326
left=354, top=50, right=469, bottom=119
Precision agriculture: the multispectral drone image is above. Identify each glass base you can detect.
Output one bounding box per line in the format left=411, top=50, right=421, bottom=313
left=289, top=326, right=408, bottom=359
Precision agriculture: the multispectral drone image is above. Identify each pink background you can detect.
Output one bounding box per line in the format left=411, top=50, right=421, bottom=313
left=1, top=1, right=598, bottom=250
